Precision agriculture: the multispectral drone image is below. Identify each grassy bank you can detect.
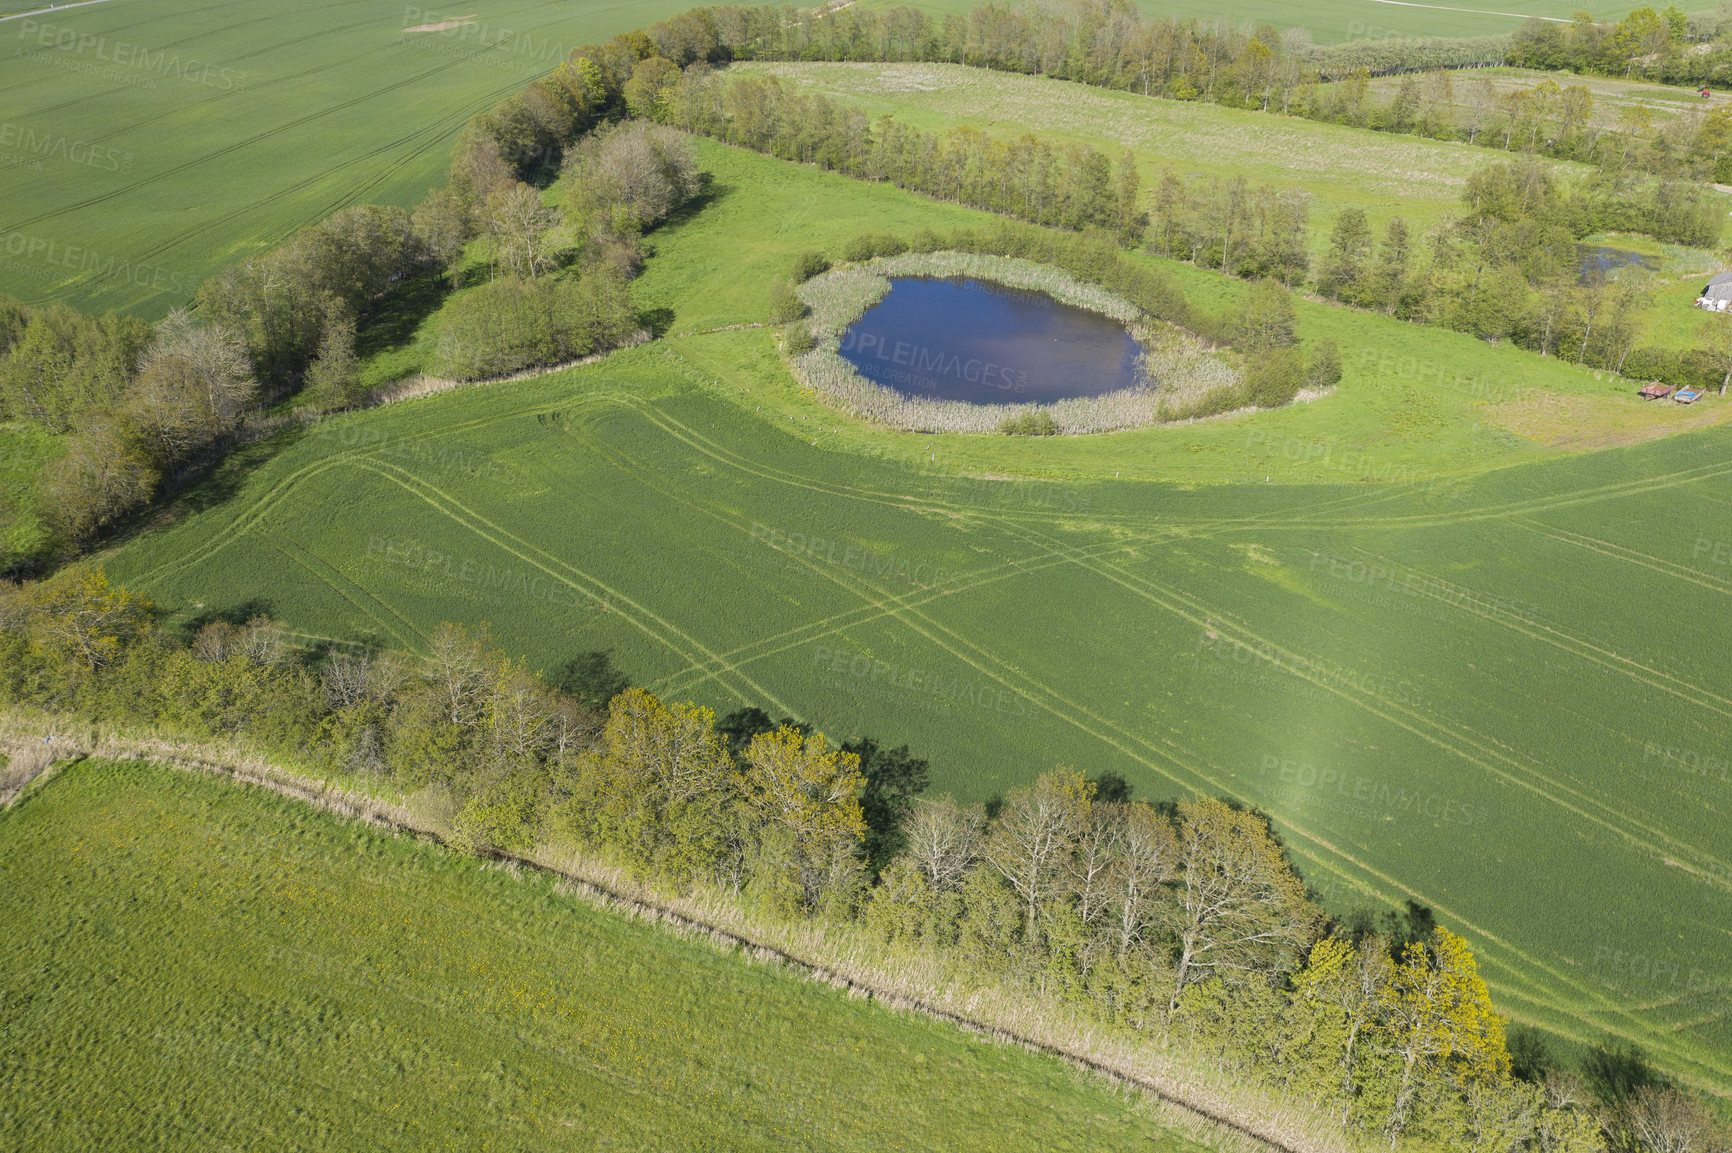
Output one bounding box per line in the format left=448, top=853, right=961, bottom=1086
left=0, top=755, right=1239, bottom=1152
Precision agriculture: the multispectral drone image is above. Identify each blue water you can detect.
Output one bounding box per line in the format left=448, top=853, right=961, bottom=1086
left=838, top=278, right=1145, bottom=405
left=1577, top=244, right=1658, bottom=283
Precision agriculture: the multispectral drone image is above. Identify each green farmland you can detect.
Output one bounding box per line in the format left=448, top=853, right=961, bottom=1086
left=98, top=136, right=1732, bottom=1095
left=0, top=0, right=694, bottom=318
left=0, top=757, right=1218, bottom=1151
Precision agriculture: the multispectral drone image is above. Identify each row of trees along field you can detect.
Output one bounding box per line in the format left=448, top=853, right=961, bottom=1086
left=1151, top=159, right=1732, bottom=391
left=2, top=564, right=1726, bottom=1153
left=591, top=2, right=1732, bottom=183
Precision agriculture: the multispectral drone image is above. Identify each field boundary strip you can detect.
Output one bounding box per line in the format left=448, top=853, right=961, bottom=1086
left=0, top=719, right=1334, bottom=1153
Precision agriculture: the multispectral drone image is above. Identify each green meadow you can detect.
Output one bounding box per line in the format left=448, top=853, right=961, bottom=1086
left=0, top=0, right=696, bottom=318
left=0, top=757, right=1220, bottom=1151
left=98, top=135, right=1732, bottom=1094
left=722, top=59, right=1584, bottom=246
left=857, top=0, right=1636, bottom=43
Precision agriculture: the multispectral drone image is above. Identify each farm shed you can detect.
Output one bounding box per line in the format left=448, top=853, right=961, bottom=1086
left=1697, top=273, right=1732, bottom=311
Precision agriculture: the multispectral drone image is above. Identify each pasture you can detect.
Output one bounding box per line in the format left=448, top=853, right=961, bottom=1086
left=0, top=758, right=1219, bottom=1151
left=0, top=0, right=695, bottom=318
left=856, top=0, right=1632, bottom=43
left=721, top=59, right=1586, bottom=246
left=93, top=139, right=1732, bottom=1095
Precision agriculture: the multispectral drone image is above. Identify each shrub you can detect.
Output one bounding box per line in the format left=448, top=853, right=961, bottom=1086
left=1305, top=338, right=1343, bottom=391
left=999, top=410, right=1058, bottom=436
left=1243, top=347, right=1304, bottom=409
left=790, top=251, right=830, bottom=283
left=784, top=325, right=816, bottom=355
left=842, top=233, right=909, bottom=262
left=767, top=280, right=805, bottom=323
left=432, top=270, right=635, bottom=381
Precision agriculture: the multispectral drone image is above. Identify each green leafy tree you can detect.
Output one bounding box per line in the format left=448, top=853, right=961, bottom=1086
left=1318, top=208, right=1372, bottom=301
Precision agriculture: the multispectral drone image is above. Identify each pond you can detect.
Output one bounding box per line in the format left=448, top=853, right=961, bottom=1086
left=838, top=278, right=1145, bottom=405
left=1577, top=244, right=1659, bottom=283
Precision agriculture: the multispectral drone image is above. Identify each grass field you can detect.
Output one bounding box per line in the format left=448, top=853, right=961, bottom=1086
left=0, top=757, right=1228, bottom=1151
left=857, top=0, right=1639, bottom=43
left=722, top=60, right=1587, bottom=247
left=94, top=136, right=1732, bottom=1094
left=0, top=0, right=696, bottom=318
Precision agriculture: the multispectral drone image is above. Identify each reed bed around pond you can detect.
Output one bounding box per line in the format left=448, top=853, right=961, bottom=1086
left=790, top=253, right=1240, bottom=434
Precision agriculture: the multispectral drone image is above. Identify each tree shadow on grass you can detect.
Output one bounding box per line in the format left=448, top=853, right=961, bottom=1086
left=92, top=425, right=314, bottom=559
left=657, top=172, right=727, bottom=232
left=356, top=276, right=450, bottom=362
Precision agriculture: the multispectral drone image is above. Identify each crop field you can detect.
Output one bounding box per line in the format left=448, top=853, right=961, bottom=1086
left=93, top=137, right=1732, bottom=1095
left=721, top=60, right=1588, bottom=245
left=0, top=0, right=696, bottom=318
left=0, top=758, right=1223, bottom=1151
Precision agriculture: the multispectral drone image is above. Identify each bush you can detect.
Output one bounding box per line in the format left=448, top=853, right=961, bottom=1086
left=1305, top=338, right=1343, bottom=391
left=842, top=233, right=908, bottom=262
left=784, top=325, right=816, bottom=355
left=999, top=410, right=1057, bottom=436
left=1621, top=346, right=1714, bottom=393
left=432, top=270, right=635, bottom=381
left=767, top=280, right=805, bottom=323
left=790, top=251, right=830, bottom=283
left=1243, top=347, right=1304, bottom=408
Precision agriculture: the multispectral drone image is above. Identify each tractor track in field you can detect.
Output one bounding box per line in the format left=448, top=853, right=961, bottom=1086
left=573, top=392, right=1732, bottom=1084
left=101, top=343, right=1732, bottom=1085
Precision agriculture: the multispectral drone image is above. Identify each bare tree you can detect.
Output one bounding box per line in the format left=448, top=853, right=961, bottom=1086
left=1068, top=802, right=1121, bottom=928
left=484, top=183, right=561, bottom=279
left=904, top=795, right=985, bottom=891
left=984, top=767, right=1090, bottom=938
left=1110, top=802, right=1177, bottom=957
left=426, top=622, right=490, bottom=727
left=1622, top=1086, right=1726, bottom=1153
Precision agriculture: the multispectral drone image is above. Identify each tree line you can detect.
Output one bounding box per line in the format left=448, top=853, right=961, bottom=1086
left=555, top=1, right=1732, bottom=184
left=2, top=563, right=1724, bottom=1153
left=1150, top=157, right=1731, bottom=392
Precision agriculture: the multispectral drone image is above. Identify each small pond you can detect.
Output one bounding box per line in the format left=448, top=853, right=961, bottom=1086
left=838, top=278, right=1145, bottom=405
left=1577, top=244, right=1659, bottom=283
